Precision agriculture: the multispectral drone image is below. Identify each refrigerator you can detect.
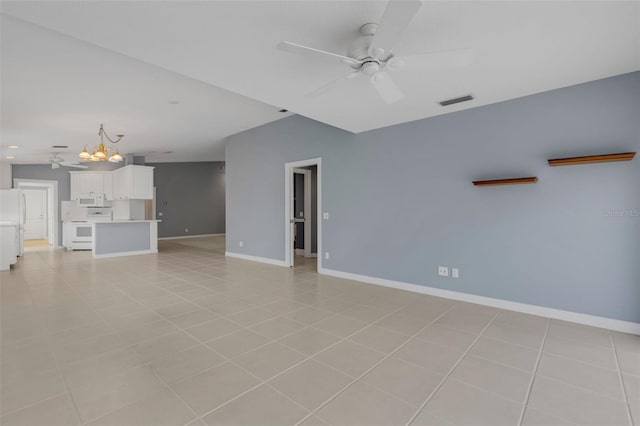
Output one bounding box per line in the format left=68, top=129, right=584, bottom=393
left=0, top=189, right=25, bottom=256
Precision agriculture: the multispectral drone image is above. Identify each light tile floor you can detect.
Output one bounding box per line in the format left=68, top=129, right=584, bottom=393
left=1, top=236, right=638, bottom=426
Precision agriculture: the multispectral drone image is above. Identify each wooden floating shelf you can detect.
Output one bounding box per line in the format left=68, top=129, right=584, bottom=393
left=548, top=152, right=635, bottom=166
left=473, top=177, right=538, bottom=186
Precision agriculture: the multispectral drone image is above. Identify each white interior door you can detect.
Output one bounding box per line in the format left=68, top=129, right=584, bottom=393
left=23, top=189, right=47, bottom=240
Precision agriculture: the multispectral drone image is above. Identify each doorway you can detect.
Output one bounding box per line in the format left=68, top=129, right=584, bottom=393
left=23, top=188, right=48, bottom=242
left=14, top=179, right=59, bottom=248
left=285, top=158, right=322, bottom=268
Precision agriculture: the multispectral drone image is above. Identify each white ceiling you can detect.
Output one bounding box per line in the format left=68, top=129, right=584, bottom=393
left=0, top=14, right=288, bottom=164
left=2, top=1, right=639, bottom=163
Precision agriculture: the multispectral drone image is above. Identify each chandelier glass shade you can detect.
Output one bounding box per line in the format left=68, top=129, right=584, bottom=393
left=79, top=124, right=124, bottom=162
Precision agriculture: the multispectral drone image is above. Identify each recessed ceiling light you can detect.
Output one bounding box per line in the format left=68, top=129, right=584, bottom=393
left=8, top=145, right=19, bottom=149
left=5, top=156, right=15, bottom=159
left=279, top=109, right=288, bottom=113
left=169, top=100, right=180, bottom=105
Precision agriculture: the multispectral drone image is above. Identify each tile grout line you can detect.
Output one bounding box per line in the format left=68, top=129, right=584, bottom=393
left=186, top=301, right=414, bottom=424
left=403, top=311, right=501, bottom=426
left=293, top=303, right=463, bottom=426
left=516, top=318, right=551, bottom=426
left=610, top=333, right=635, bottom=426
left=13, top=270, right=86, bottom=424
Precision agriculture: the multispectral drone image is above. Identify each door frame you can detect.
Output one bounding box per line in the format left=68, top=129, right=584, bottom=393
left=284, top=158, right=321, bottom=268
left=293, top=168, right=312, bottom=258
left=14, top=178, right=59, bottom=247
left=22, top=187, right=48, bottom=240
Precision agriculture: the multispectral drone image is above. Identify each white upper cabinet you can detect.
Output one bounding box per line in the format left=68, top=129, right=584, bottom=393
left=70, top=165, right=153, bottom=201
left=70, top=171, right=113, bottom=200
left=112, top=165, right=154, bottom=200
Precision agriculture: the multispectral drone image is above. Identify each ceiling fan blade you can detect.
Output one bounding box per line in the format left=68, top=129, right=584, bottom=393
left=277, top=41, right=362, bottom=66
left=306, top=72, right=361, bottom=98
left=368, top=0, right=422, bottom=60
left=389, top=48, right=474, bottom=71
left=370, top=72, right=404, bottom=104
left=61, top=162, right=88, bottom=169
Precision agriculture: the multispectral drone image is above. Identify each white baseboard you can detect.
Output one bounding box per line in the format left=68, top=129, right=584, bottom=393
left=318, top=267, right=640, bottom=335
left=93, top=249, right=157, bottom=259
left=159, top=233, right=225, bottom=240
left=225, top=251, right=288, bottom=267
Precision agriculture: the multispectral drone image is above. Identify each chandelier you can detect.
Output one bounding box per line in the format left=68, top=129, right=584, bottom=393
left=78, top=124, right=124, bottom=162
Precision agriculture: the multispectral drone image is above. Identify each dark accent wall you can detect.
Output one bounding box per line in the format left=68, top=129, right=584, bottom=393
left=12, top=162, right=122, bottom=245
left=148, top=162, right=225, bottom=238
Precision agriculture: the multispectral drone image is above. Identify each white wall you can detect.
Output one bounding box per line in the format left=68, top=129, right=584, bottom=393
left=0, top=162, right=12, bottom=189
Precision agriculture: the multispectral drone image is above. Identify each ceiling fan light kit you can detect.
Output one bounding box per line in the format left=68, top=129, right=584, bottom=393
left=276, top=0, right=473, bottom=105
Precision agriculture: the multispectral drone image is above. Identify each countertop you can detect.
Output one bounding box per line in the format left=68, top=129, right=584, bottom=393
left=96, top=220, right=161, bottom=223
left=63, top=220, right=161, bottom=223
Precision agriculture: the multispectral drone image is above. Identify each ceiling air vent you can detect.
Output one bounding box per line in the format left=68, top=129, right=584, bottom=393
left=439, top=95, right=474, bottom=107
left=51, top=145, right=68, bottom=149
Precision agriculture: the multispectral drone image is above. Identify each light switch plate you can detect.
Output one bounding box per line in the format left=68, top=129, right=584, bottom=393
left=438, top=266, right=449, bottom=277
left=324, top=252, right=330, bottom=259
left=323, top=212, right=329, bottom=220
left=452, top=268, right=459, bottom=278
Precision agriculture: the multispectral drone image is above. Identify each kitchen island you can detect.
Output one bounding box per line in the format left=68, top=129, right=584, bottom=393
left=92, top=220, right=160, bottom=259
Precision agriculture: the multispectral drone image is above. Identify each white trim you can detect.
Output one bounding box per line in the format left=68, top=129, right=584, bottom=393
left=13, top=178, right=59, bottom=248
left=225, top=251, right=288, bottom=267
left=318, top=267, right=640, bottom=335
left=158, top=233, right=225, bottom=240
left=285, top=158, right=321, bottom=269
left=93, top=249, right=157, bottom=259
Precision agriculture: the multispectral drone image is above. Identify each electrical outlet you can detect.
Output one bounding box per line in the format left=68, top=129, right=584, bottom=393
left=239, top=241, right=244, bottom=247
left=323, top=212, right=329, bottom=220
left=324, top=252, right=330, bottom=260
left=299, top=211, right=304, bottom=217
left=185, top=228, right=189, bottom=233
left=158, top=212, right=163, bottom=217
left=438, top=266, right=449, bottom=277
left=452, top=268, right=459, bottom=278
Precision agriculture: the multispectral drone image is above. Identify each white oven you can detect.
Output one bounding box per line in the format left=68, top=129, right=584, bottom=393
left=64, top=221, right=93, bottom=250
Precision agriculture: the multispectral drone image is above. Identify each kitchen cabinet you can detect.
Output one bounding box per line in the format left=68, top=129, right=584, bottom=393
left=112, top=165, right=154, bottom=200
left=70, top=172, right=113, bottom=200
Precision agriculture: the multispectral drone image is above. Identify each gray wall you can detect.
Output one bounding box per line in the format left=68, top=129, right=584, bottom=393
left=12, top=162, right=122, bottom=245
left=148, top=162, right=225, bottom=238
left=226, top=71, right=640, bottom=323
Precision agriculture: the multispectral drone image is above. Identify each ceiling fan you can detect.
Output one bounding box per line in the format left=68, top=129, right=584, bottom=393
left=49, top=153, right=88, bottom=169
left=277, top=0, right=473, bottom=104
